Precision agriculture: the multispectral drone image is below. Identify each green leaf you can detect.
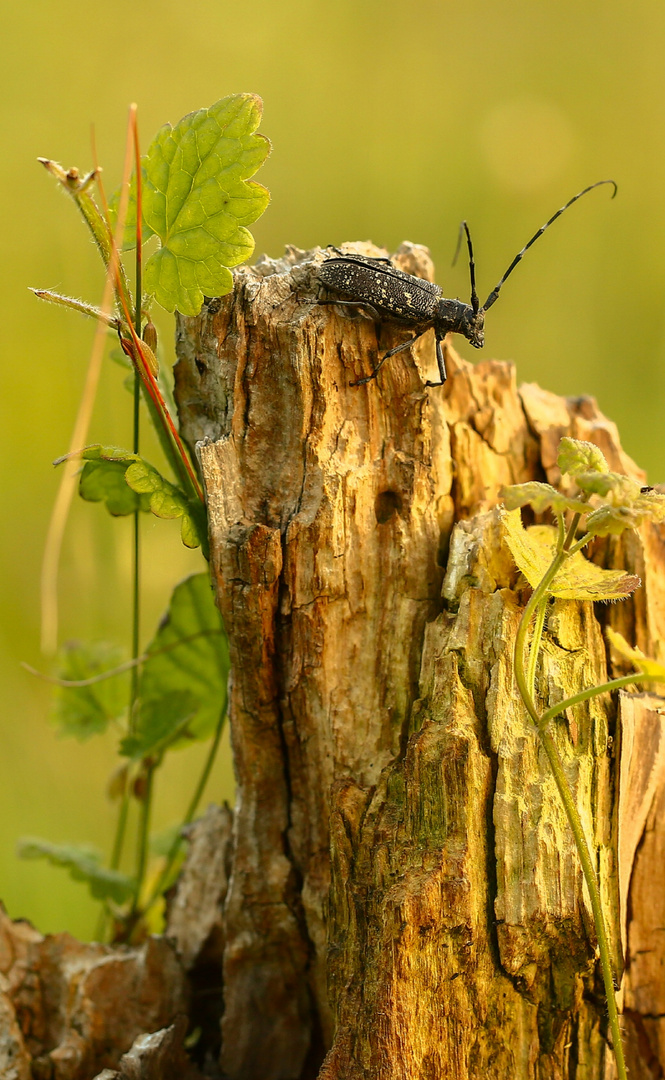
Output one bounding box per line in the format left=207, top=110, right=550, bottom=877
left=136, top=94, right=270, bottom=315
left=78, top=445, right=205, bottom=548
left=52, top=640, right=129, bottom=739
left=500, top=481, right=589, bottom=516
left=120, top=690, right=198, bottom=759
left=606, top=627, right=665, bottom=679
left=557, top=437, right=609, bottom=477
left=80, top=459, right=152, bottom=515
left=502, top=510, right=640, bottom=601
left=584, top=486, right=665, bottom=536
left=121, top=573, right=229, bottom=760
left=17, top=838, right=134, bottom=903
left=573, top=471, right=642, bottom=503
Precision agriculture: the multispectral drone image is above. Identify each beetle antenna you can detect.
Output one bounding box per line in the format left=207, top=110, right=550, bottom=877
left=451, top=221, right=464, bottom=267
left=452, top=222, right=479, bottom=312
left=480, top=179, right=617, bottom=313
left=461, top=221, right=480, bottom=314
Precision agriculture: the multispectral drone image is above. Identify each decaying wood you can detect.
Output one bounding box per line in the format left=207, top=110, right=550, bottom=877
left=165, top=802, right=232, bottom=973
left=0, top=902, right=188, bottom=1080
left=173, top=241, right=665, bottom=1079
left=3, top=241, right=665, bottom=1080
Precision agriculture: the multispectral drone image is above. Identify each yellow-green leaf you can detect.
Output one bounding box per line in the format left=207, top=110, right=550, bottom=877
left=501, top=481, right=589, bottom=515
left=605, top=626, right=665, bottom=679
left=557, top=437, right=608, bottom=477
left=502, top=509, right=640, bottom=600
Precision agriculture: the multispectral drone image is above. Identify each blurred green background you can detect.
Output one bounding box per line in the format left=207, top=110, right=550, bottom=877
left=2, top=0, right=664, bottom=940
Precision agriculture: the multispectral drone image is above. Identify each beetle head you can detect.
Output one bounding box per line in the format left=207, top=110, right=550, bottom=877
left=462, top=307, right=485, bottom=349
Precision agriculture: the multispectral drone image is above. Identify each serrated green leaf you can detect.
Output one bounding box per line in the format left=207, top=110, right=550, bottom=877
left=52, top=641, right=129, bottom=739
left=501, top=481, right=589, bottom=515
left=558, top=437, right=609, bottom=477
left=108, top=175, right=156, bottom=252
left=502, top=509, right=640, bottom=600
left=132, top=94, right=271, bottom=315
left=122, top=574, right=229, bottom=760
left=606, top=627, right=665, bottom=678
left=17, top=838, right=134, bottom=903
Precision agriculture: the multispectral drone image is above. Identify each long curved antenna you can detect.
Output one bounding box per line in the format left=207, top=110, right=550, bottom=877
left=481, top=179, right=617, bottom=313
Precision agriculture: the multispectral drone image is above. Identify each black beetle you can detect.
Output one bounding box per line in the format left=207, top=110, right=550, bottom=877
left=318, top=180, right=616, bottom=387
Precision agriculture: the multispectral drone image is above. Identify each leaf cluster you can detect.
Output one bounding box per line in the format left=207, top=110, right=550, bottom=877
left=22, top=574, right=229, bottom=911
left=501, top=437, right=665, bottom=602
left=51, top=573, right=228, bottom=757
left=77, top=445, right=207, bottom=549
left=503, top=437, right=665, bottom=538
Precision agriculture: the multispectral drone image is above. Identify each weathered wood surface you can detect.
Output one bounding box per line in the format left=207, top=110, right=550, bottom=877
left=171, top=242, right=665, bottom=1079
left=0, top=902, right=189, bottom=1080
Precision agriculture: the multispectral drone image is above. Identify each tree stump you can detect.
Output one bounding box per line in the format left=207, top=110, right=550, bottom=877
left=172, top=242, right=665, bottom=1080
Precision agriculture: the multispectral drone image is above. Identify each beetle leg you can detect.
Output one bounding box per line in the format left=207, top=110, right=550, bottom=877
left=350, top=330, right=428, bottom=386
left=424, top=333, right=448, bottom=387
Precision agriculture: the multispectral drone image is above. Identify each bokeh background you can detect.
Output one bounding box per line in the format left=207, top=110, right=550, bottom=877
left=3, top=0, right=665, bottom=940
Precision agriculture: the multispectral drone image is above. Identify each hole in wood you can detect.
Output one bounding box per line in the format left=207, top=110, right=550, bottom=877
left=375, top=490, right=403, bottom=524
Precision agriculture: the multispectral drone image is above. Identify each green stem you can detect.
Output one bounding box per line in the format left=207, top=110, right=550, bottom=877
left=541, top=671, right=665, bottom=727
left=37, top=161, right=132, bottom=316
left=536, top=725, right=626, bottom=1078
left=513, top=545, right=628, bottom=1080
left=130, top=501, right=140, bottom=721
left=130, top=129, right=142, bottom=713
left=567, top=531, right=593, bottom=557
left=131, top=761, right=156, bottom=915
left=129, top=371, right=141, bottom=717
left=142, top=705, right=227, bottom=915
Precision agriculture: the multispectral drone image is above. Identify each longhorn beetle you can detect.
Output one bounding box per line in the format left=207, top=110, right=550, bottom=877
left=318, top=180, right=617, bottom=387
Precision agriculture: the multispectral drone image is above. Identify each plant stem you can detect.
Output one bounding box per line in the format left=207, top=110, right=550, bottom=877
left=513, top=545, right=628, bottom=1080
left=130, top=104, right=142, bottom=724
left=541, top=671, right=665, bottom=726
left=142, top=705, right=227, bottom=915
left=536, top=724, right=626, bottom=1078
left=131, top=761, right=156, bottom=917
